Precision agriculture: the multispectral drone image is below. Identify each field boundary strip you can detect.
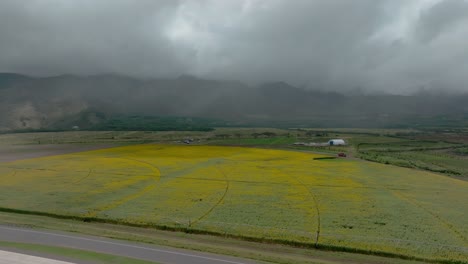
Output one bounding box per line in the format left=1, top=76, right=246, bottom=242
left=320, top=233, right=468, bottom=252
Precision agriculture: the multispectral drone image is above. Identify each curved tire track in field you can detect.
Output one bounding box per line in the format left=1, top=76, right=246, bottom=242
left=117, top=157, right=162, bottom=181
left=85, top=157, right=162, bottom=217
left=392, top=190, right=468, bottom=246
left=86, top=183, right=159, bottom=218
left=190, top=164, right=230, bottom=227
left=73, top=169, right=93, bottom=184
left=289, top=172, right=321, bottom=247
left=0, top=169, right=17, bottom=184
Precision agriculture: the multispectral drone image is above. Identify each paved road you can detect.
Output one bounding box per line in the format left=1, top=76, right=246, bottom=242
left=0, top=225, right=261, bottom=264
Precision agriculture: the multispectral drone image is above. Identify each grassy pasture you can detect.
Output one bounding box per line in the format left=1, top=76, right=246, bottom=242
left=0, top=144, right=467, bottom=262
left=357, top=140, right=468, bottom=176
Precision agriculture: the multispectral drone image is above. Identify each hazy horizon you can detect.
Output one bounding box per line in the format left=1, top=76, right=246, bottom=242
left=2, top=71, right=468, bottom=97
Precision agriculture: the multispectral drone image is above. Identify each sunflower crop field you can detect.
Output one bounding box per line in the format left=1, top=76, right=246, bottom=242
left=0, top=144, right=467, bottom=262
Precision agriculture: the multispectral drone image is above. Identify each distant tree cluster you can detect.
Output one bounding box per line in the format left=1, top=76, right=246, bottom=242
left=251, top=132, right=277, bottom=138
left=89, top=116, right=217, bottom=132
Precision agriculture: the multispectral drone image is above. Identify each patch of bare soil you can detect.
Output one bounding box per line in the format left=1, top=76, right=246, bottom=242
left=0, top=144, right=114, bottom=163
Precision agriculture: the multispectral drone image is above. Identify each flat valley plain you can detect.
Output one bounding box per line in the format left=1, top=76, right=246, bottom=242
left=0, top=131, right=467, bottom=263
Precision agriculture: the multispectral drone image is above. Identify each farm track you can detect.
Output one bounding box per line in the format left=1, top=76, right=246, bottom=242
left=301, top=183, right=321, bottom=247
left=115, top=157, right=162, bottom=181
left=85, top=183, right=159, bottom=218
left=85, top=157, right=162, bottom=217
left=191, top=163, right=231, bottom=227
left=287, top=170, right=321, bottom=247
left=84, top=180, right=158, bottom=217
left=73, top=169, right=93, bottom=184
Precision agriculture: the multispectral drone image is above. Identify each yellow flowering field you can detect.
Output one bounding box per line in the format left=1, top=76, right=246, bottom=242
left=0, top=144, right=467, bottom=261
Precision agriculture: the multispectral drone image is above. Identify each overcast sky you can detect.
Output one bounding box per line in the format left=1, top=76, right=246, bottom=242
left=0, top=0, right=467, bottom=94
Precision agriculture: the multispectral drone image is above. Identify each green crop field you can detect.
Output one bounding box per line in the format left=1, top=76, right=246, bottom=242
left=0, top=144, right=467, bottom=262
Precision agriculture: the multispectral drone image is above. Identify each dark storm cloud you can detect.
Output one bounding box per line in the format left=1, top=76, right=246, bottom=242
left=184, top=0, right=388, bottom=88
left=0, top=0, right=185, bottom=76
left=415, top=0, right=468, bottom=42
left=0, top=0, right=467, bottom=94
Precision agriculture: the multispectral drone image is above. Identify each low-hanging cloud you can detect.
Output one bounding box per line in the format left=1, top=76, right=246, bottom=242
left=0, top=0, right=467, bottom=94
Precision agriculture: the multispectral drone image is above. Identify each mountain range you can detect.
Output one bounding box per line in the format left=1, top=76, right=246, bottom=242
left=1, top=72, right=467, bottom=131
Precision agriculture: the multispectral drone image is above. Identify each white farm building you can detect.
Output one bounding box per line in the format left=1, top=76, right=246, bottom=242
left=328, top=139, right=346, bottom=146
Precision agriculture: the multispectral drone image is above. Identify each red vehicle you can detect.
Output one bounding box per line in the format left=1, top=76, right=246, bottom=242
left=337, top=152, right=347, bottom=157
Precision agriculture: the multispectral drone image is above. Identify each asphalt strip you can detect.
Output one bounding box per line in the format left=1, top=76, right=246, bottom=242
left=0, top=225, right=259, bottom=264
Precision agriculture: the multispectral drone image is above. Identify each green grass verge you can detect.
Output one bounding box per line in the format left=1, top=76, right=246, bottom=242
left=0, top=241, right=159, bottom=264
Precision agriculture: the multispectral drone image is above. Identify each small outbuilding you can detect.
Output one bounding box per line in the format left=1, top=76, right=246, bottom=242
left=328, top=139, right=346, bottom=146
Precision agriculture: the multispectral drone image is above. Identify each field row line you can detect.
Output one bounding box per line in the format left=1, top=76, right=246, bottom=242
left=159, top=175, right=416, bottom=191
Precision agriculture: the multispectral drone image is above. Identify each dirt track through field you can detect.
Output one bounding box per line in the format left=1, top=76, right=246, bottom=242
left=0, top=144, right=114, bottom=163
